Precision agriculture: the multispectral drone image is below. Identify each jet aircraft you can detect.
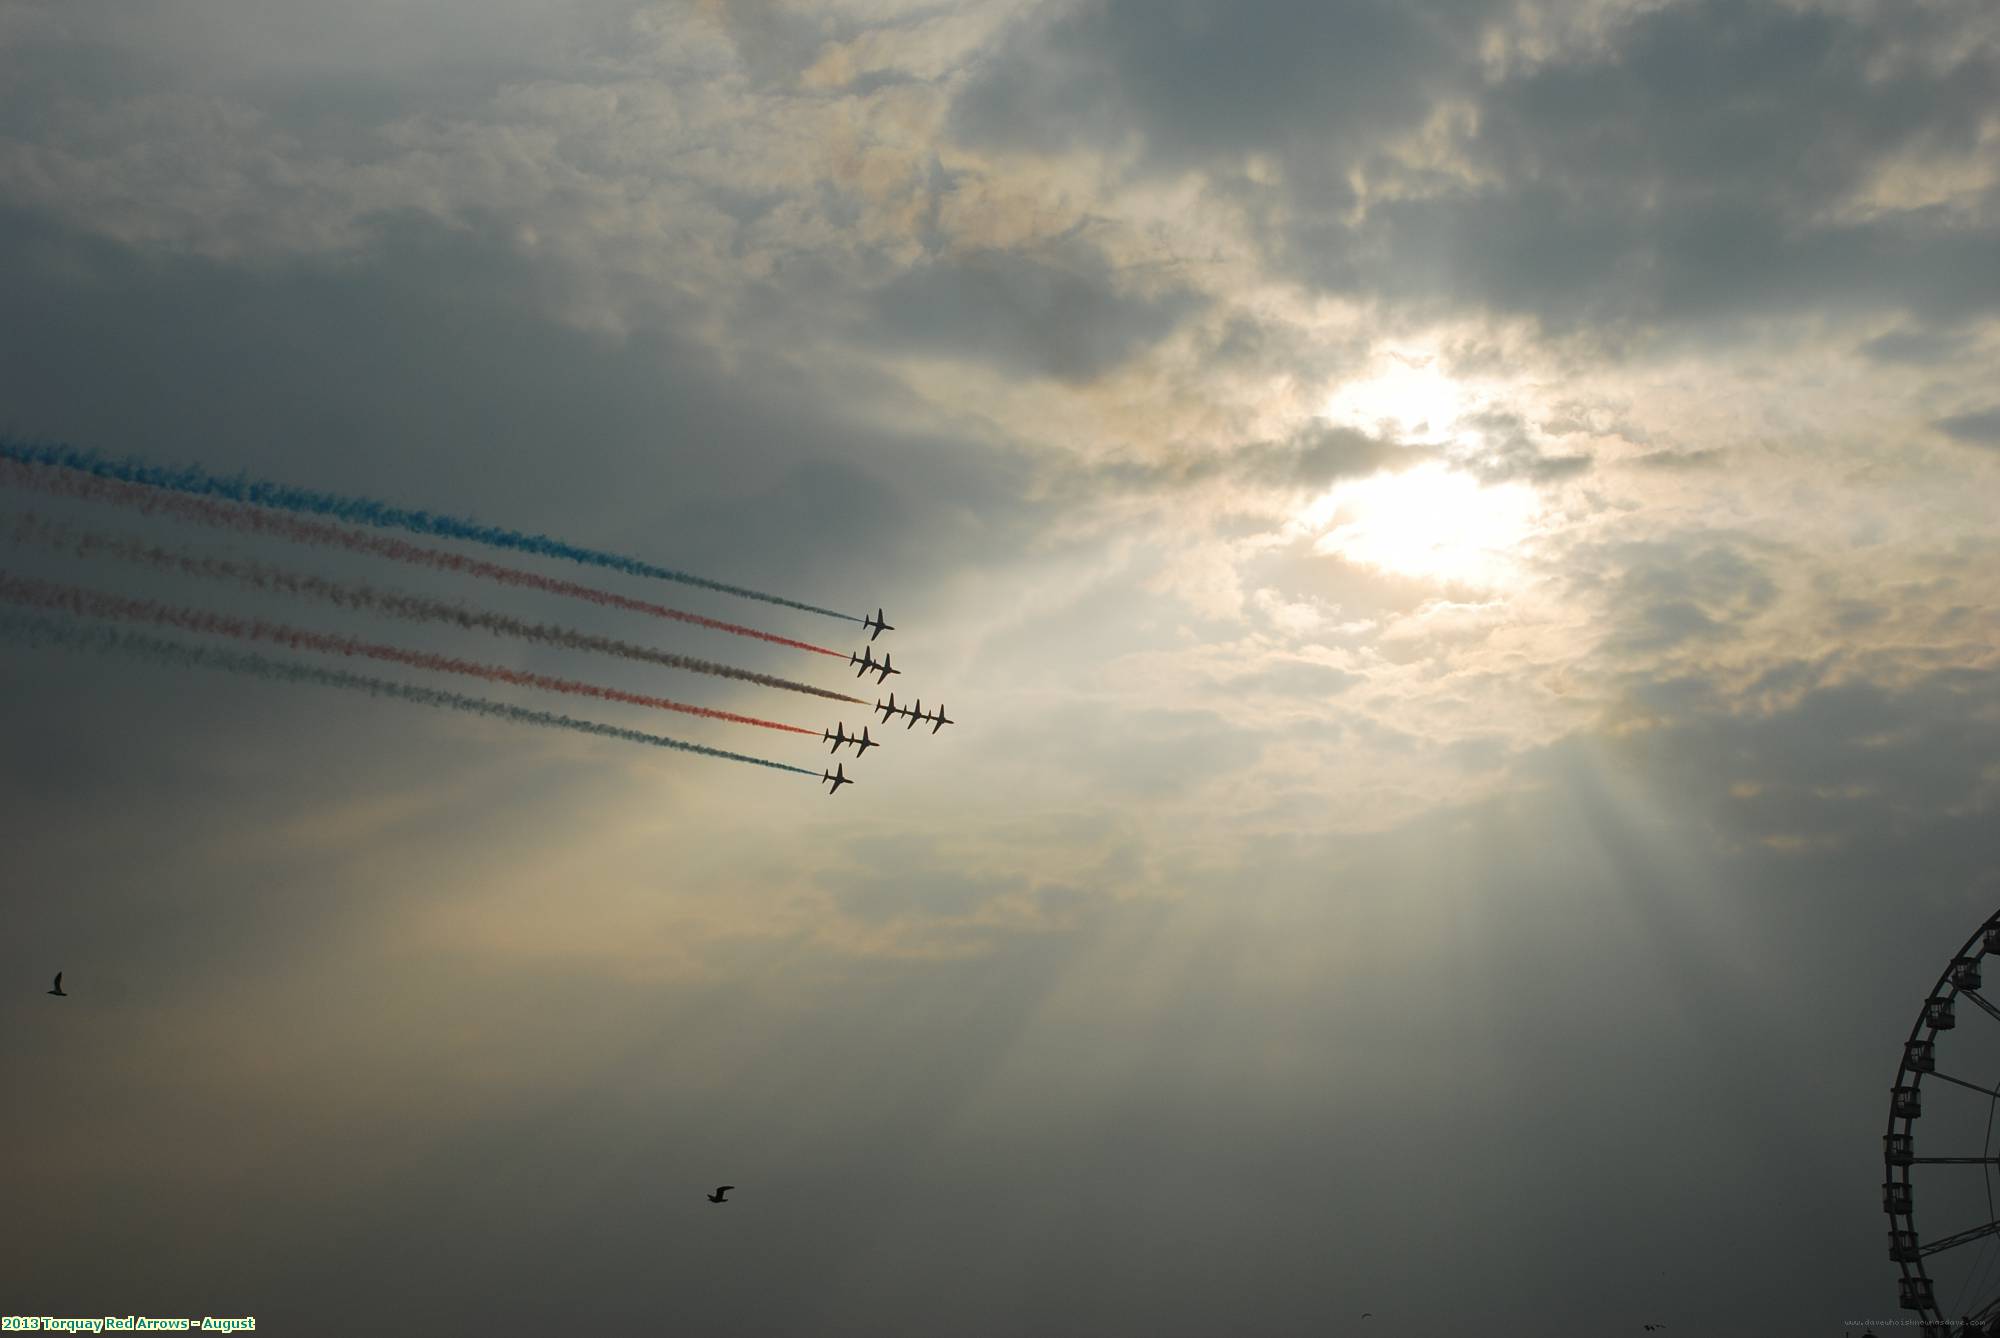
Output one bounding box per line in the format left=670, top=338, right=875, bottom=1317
left=875, top=693, right=902, bottom=724
left=821, top=764, right=853, bottom=794
left=862, top=607, right=895, bottom=641
left=823, top=723, right=876, bottom=755
left=849, top=646, right=900, bottom=684
left=824, top=724, right=877, bottom=756
left=924, top=704, right=954, bottom=734
left=903, top=698, right=925, bottom=729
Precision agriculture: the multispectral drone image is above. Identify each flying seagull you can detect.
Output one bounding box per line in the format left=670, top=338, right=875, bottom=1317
left=47, top=972, right=65, bottom=997
left=707, top=1186, right=734, bottom=1204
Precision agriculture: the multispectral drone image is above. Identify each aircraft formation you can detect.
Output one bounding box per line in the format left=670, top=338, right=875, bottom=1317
left=0, top=440, right=953, bottom=801
left=848, top=644, right=899, bottom=683
left=816, top=609, right=952, bottom=795
left=873, top=692, right=954, bottom=735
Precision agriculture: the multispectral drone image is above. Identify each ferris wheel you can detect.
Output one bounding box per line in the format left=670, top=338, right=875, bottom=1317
left=1885, top=909, right=2000, bottom=1335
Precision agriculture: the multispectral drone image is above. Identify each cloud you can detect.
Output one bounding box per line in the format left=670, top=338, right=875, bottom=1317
left=953, top=0, right=2000, bottom=340
left=1318, top=0, right=2000, bottom=334
left=1859, top=326, right=1980, bottom=365
left=863, top=239, right=1205, bottom=383
left=1087, top=420, right=1413, bottom=499
left=0, top=203, right=1051, bottom=610
left=1455, top=409, right=1592, bottom=483
left=1217, top=659, right=1364, bottom=699
left=1591, top=659, right=2000, bottom=854
left=952, top=0, right=1487, bottom=175
left=1933, top=405, right=2000, bottom=447
left=1571, top=536, right=1783, bottom=656
left=2, top=6, right=1998, bottom=1333
left=1628, top=448, right=1724, bottom=472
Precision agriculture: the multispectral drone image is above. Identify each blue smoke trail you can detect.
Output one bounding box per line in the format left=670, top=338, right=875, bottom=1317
left=0, top=609, right=822, bottom=779
left=0, top=438, right=859, bottom=624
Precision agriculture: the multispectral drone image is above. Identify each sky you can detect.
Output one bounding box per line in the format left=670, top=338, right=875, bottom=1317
left=1, top=1, right=1997, bottom=1333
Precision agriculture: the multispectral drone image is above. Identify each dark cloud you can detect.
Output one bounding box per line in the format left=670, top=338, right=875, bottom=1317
left=1599, top=660, right=2000, bottom=854
left=1325, top=0, right=2000, bottom=333
left=1932, top=405, right=2000, bottom=447
left=959, top=1, right=2000, bottom=337
left=1858, top=326, right=1980, bottom=366
left=953, top=0, right=1490, bottom=176
left=695, top=0, right=830, bottom=87
left=1628, top=448, right=1725, bottom=472
left=0, top=0, right=639, bottom=134
left=863, top=241, right=1205, bottom=384
left=1082, top=421, right=1413, bottom=501
left=0, top=203, right=1047, bottom=621
left=1570, top=537, right=1782, bottom=655
left=1241, top=422, right=1413, bottom=490
left=1456, top=409, right=1592, bottom=484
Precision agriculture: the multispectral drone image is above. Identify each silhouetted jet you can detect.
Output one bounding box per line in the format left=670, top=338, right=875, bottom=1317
left=821, top=764, right=853, bottom=794
left=875, top=692, right=901, bottom=724
left=862, top=607, right=894, bottom=641
left=823, top=723, right=877, bottom=757
left=903, top=697, right=925, bottom=729
left=849, top=647, right=900, bottom=683
left=707, top=1186, right=734, bottom=1203
left=924, top=703, right=954, bottom=734
left=47, top=972, right=65, bottom=997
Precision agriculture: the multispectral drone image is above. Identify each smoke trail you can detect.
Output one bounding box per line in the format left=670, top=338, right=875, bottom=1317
left=0, top=571, right=822, bottom=737
left=0, top=609, right=822, bottom=778
left=0, top=511, right=869, bottom=705
left=0, top=458, right=849, bottom=658
left=0, top=438, right=860, bottom=623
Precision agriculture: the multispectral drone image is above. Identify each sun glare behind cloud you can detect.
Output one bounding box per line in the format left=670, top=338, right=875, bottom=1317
left=1320, top=350, right=1470, bottom=442
left=1301, top=461, right=1542, bottom=587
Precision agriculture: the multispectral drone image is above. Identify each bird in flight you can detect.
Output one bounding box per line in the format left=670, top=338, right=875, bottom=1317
left=47, top=972, right=65, bottom=997
left=706, top=1185, right=734, bottom=1203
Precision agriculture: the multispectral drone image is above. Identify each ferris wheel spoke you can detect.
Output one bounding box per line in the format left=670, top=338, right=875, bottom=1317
left=1960, top=990, right=2000, bottom=1025
left=1930, top=1070, right=2000, bottom=1100
left=1918, top=1219, right=2000, bottom=1257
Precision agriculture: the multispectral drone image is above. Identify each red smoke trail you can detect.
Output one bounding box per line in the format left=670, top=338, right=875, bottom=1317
left=0, top=510, right=869, bottom=705
left=0, top=571, right=822, bottom=738
left=0, top=609, right=823, bottom=779
left=0, top=459, right=848, bottom=658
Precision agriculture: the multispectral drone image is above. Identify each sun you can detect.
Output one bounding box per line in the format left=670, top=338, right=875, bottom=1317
left=1299, top=461, right=1541, bottom=587
left=1320, top=350, right=1468, bottom=442
left=1298, top=346, right=1541, bottom=586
